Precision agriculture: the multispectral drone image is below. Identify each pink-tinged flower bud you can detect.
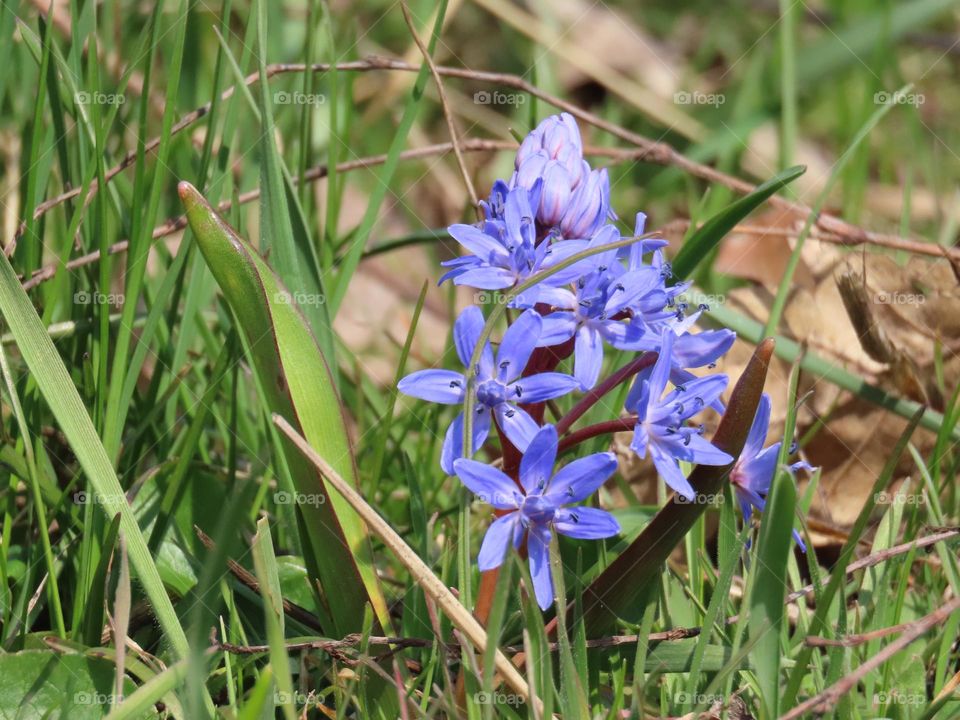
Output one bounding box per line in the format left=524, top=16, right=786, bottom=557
left=556, top=145, right=586, bottom=187
left=537, top=161, right=574, bottom=226
left=511, top=149, right=549, bottom=190
left=560, top=168, right=610, bottom=240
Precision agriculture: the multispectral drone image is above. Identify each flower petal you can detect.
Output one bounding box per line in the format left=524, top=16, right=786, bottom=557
left=543, top=452, right=617, bottom=504
left=555, top=507, right=620, bottom=539
left=659, top=431, right=733, bottom=467
left=648, top=328, right=675, bottom=401
left=537, top=311, right=579, bottom=347
left=477, top=513, right=520, bottom=571
left=454, top=266, right=517, bottom=290
left=533, top=286, right=577, bottom=310
left=518, top=424, right=558, bottom=494
left=597, top=319, right=646, bottom=350
left=453, top=458, right=521, bottom=509
left=603, top=267, right=661, bottom=315
left=398, top=369, right=466, bottom=404
left=440, top=410, right=491, bottom=475
left=497, top=310, right=542, bottom=382
left=574, top=324, right=603, bottom=390
left=527, top=526, right=554, bottom=610
left=494, top=403, right=540, bottom=452
left=649, top=443, right=696, bottom=500
left=673, top=329, right=736, bottom=369
left=508, top=373, right=580, bottom=403
left=742, top=393, right=772, bottom=461
left=453, top=306, right=494, bottom=376
left=448, top=224, right=509, bottom=262
left=737, top=443, right=779, bottom=496
left=540, top=239, right=592, bottom=285
left=666, top=373, right=729, bottom=420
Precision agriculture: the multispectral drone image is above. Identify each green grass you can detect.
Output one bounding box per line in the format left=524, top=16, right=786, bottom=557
left=0, top=0, right=958, bottom=718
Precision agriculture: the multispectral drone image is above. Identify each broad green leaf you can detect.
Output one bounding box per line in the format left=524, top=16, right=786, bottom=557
left=645, top=639, right=750, bottom=673
left=671, top=165, right=805, bottom=280
left=178, top=182, right=389, bottom=637
left=0, top=650, right=140, bottom=719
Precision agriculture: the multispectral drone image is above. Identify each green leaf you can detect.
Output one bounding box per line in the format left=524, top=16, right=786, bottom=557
left=329, top=0, right=449, bottom=314
left=645, top=639, right=749, bottom=673
left=0, top=650, right=140, bottom=719
left=252, top=0, right=334, bottom=364
left=671, top=164, right=805, bottom=280
left=178, top=181, right=389, bottom=638
left=251, top=518, right=297, bottom=720
left=749, top=470, right=797, bottom=717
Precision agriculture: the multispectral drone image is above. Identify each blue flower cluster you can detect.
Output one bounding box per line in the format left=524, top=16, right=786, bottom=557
left=399, top=114, right=812, bottom=609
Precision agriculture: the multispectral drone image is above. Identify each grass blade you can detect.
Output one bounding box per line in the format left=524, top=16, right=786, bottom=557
left=671, top=164, right=805, bottom=280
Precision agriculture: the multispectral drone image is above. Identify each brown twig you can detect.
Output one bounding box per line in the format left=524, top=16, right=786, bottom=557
left=803, top=617, right=922, bottom=648
left=779, top=596, right=960, bottom=719
left=11, top=56, right=945, bottom=263
left=193, top=525, right=323, bottom=632
left=399, top=2, right=479, bottom=211
left=212, top=626, right=701, bottom=657
left=725, top=527, right=960, bottom=625
left=19, top=138, right=516, bottom=290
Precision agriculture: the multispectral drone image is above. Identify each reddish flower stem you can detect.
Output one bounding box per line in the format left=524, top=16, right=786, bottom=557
left=554, top=351, right=656, bottom=436
left=556, top=416, right=638, bottom=454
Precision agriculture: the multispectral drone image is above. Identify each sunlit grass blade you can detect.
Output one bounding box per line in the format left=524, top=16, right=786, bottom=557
left=671, top=164, right=805, bottom=280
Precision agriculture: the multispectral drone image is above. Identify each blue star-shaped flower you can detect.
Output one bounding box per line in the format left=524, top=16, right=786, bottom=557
left=398, top=307, right=580, bottom=473
left=731, top=393, right=814, bottom=551
left=626, top=329, right=733, bottom=500
left=453, top=424, right=620, bottom=610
